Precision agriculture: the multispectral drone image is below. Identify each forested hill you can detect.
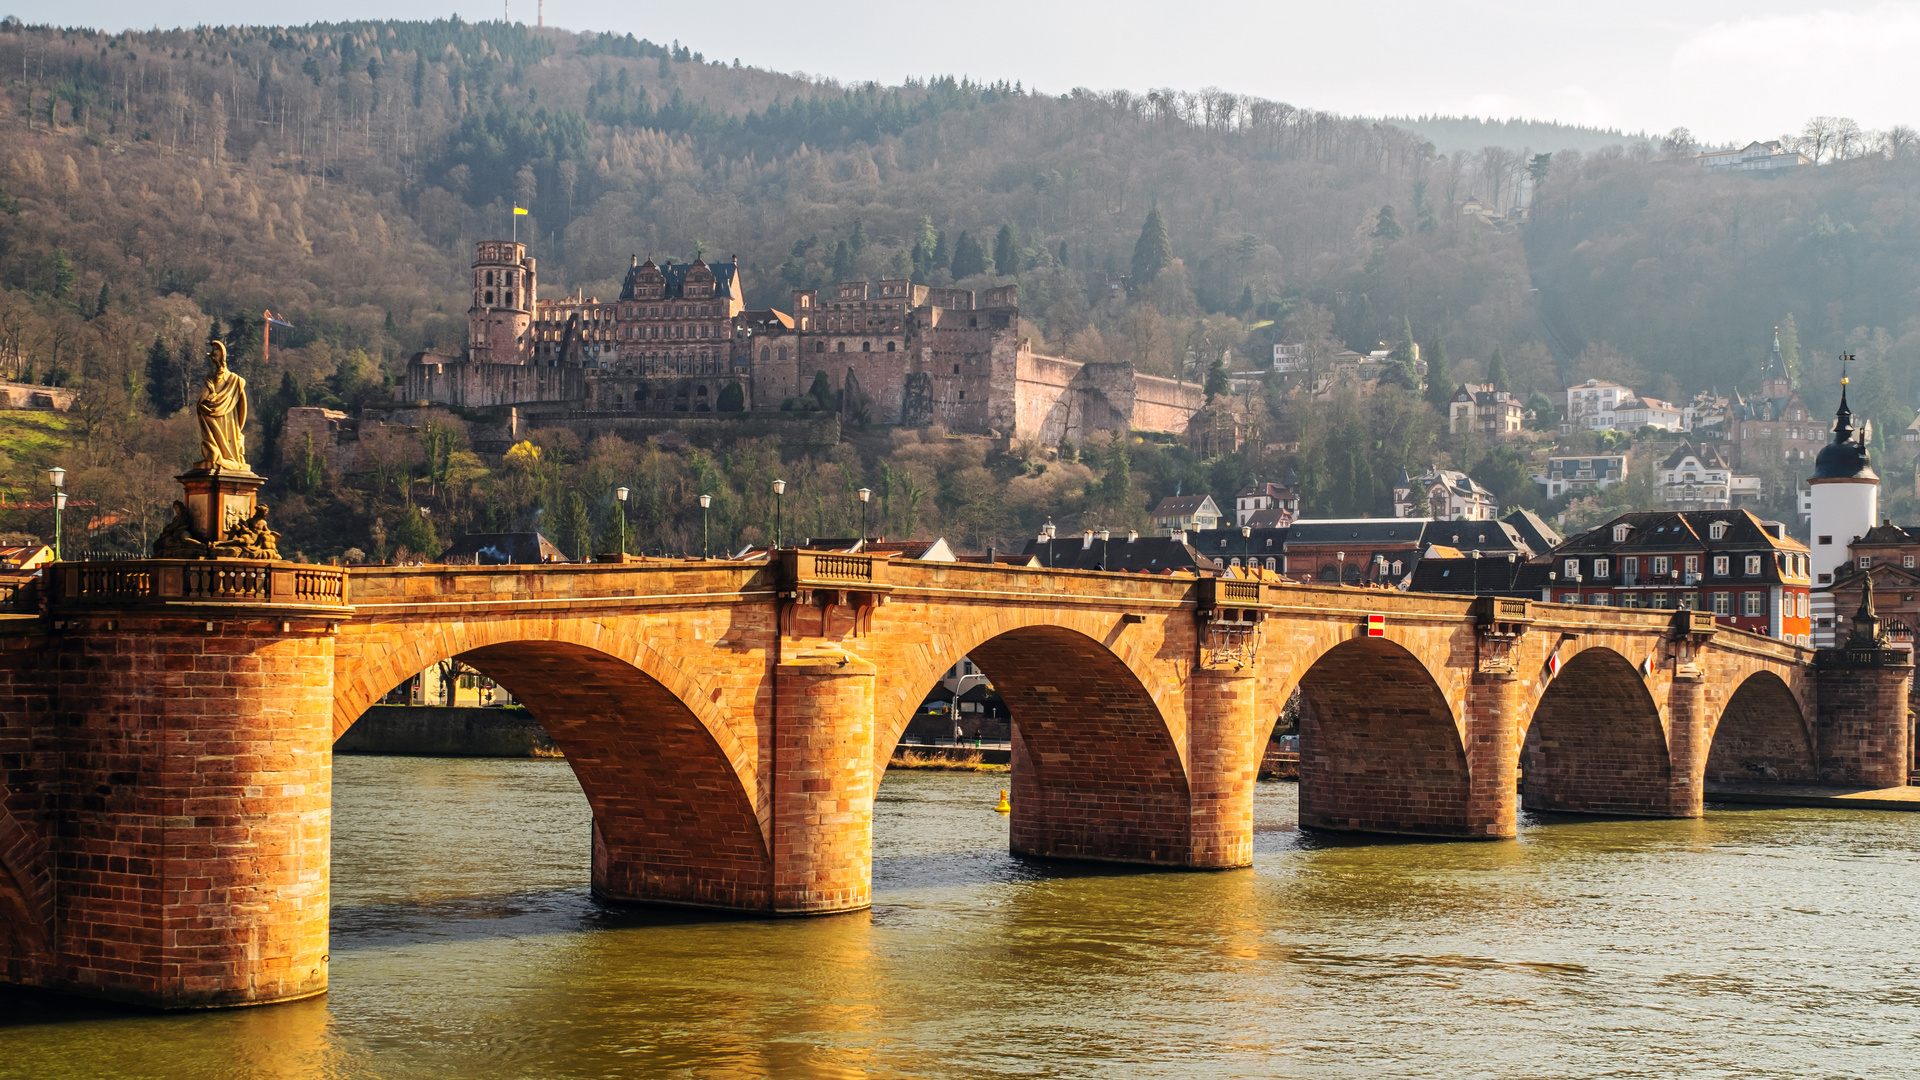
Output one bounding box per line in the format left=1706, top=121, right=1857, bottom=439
left=1, top=16, right=1917, bottom=430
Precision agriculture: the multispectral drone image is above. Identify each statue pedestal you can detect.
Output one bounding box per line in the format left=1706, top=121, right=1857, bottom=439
left=179, top=468, right=265, bottom=546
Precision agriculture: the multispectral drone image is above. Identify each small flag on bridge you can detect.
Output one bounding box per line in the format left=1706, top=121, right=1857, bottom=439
left=1366, top=614, right=1386, bottom=637
left=513, top=205, right=530, bottom=216
left=1639, top=652, right=1654, bottom=677
left=1545, top=651, right=1562, bottom=679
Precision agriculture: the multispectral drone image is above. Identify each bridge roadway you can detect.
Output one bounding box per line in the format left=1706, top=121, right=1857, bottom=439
left=0, top=552, right=1908, bottom=1008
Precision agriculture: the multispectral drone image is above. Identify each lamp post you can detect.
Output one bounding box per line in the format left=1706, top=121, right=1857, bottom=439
left=858, top=487, right=871, bottom=547
left=1335, top=550, right=1346, bottom=586
left=48, top=467, right=66, bottom=561
left=614, top=486, right=629, bottom=558
left=772, top=479, right=786, bottom=549
left=699, top=494, right=712, bottom=558
left=1471, top=549, right=1482, bottom=595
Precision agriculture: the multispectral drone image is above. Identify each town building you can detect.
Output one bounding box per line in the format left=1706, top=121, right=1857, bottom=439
left=1394, top=465, right=1500, bottom=521
left=1191, top=509, right=1558, bottom=585
left=1448, top=383, right=1525, bottom=437
left=1020, top=529, right=1207, bottom=573
left=1817, top=521, right=1920, bottom=651
left=1612, top=396, right=1685, bottom=431
left=1697, top=140, right=1812, bottom=173
left=1272, top=343, right=1305, bottom=373
left=1232, top=479, right=1299, bottom=527
left=1657, top=442, right=1761, bottom=511
left=1543, top=454, right=1628, bottom=499
left=1563, top=378, right=1634, bottom=432
left=1148, top=495, right=1221, bottom=536
left=1545, top=509, right=1812, bottom=642
left=409, top=241, right=1203, bottom=447
left=1724, top=331, right=1825, bottom=469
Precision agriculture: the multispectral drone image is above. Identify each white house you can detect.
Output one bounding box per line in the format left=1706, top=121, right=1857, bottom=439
left=1659, top=442, right=1760, bottom=511
left=1564, top=378, right=1635, bottom=432
left=1394, top=466, right=1500, bottom=522
left=1613, top=396, right=1686, bottom=432
left=1697, top=140, right=1811, bottom=173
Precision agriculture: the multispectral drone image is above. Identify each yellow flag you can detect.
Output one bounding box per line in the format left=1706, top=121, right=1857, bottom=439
left=513, top=206, right=530, bottom=216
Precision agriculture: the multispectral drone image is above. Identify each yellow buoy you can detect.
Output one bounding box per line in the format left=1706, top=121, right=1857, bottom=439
left=993, top=789, right=1011, bottom=813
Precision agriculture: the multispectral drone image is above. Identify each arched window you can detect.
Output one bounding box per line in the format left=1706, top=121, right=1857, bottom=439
left=886, top=341, right=896, bottom=352
left=1266, top=558, right=1277, bottom=571
left=816, top=341, right=826, bottom=354
left=486, top=270, right=495, bottom=286
left=760, top=347, right=770, bottom=362
left=836, top=341, right=846, bottom=352
left=778, top=348, right=788, bottom=362
left=1319, top=566, right=1339, bottom=582
left=485, top=291, right=494, bottom=305
left=861, top=341, right=872, bottom=352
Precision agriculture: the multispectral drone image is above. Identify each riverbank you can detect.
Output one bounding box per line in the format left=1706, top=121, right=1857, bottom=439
left=1705, top=781, right=1920, bottom=811
left=889, top=747, right=1009, bottom=771
left=335, top=705, right=561, bottom=758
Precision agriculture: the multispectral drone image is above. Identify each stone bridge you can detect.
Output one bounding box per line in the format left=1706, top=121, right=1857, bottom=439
left=0, top=553, right=1907, bottom=1009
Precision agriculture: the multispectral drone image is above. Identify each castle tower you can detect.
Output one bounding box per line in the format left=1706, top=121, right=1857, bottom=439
left=469, top=240, right=537, bottom=364
left=1808, top=374, right=1878, bottom=644
left=1761, top=327, right=1792, bottom=400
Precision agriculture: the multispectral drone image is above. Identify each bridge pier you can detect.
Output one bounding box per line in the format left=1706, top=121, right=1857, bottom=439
left=50, top=612, right=337, bottom=1008
left=1665, top=670, right=1711, bottom=817
left=1464, top=669, right=1520, bottom=838
left=1815, top=650, right=1913, bottom=787
left=772, top=648, right=876, bottom=914
left=1185, top=668, right=1260, bottom=868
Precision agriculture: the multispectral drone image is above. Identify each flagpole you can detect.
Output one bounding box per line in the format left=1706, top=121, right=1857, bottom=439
left=513, top=204, right=518, bottom=244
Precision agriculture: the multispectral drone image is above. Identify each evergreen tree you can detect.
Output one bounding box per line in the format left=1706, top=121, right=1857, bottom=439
left=1056, top=240, right=1069, bottom=267
left=808, top=370, right=834, bottom=411
left=830, top=240, right=854, bottom=283
left=1487, top=345, right=1509, bottom=391
left=1204, top=353, right=1230, bottom=401
left=394, top=504, right=443, bottom=559
left=1100, top=437, right=1133, bottom=510
left=950, top=231, right=988, bottom=278
left=930, top=231, right=950, bottom=272
left=717, top=381, right=745, bottom=412
left=914, top=216, right=936, bottom=259
left=144, top=336, right=181, bottom=416
left=848, top=218, right=868, bottom=255
left=1130, top=207, right=1172, bottom=283
left=95, top=281, right=111, bottom=318
left=1234, top=284, right=1255, bottom=315
left=993, top=225, right=1017, bottom=275
left=1385, top=316, right=1419, bottom=390
left=1373, top=205, right=1404, bottom=241
left=561, top=491, right=593, bottom=561
left=1423, top=334, right=1451, bottom=410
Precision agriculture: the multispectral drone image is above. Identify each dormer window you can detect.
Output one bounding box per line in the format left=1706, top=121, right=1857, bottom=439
left=1613, top=524, right=1630, bottom=543
left=1709, top=522, right=1727, bottom=540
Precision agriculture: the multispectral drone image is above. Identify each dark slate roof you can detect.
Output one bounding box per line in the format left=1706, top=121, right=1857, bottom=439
left=620, top=257, right=740, bottom=302
left=1190, top=527, right=1290, bottom=560
left=1019, top=536, right=1207, bottom=572
left=1812, top=383, right=1876, bottom=481
left=1407, top=557, right=1552, bottom=598
left=442, top=532, right=568, bottom=565
left=1420, top=520, right=1531, bottom=556
left=1151, top=495, right=1217, bottom=517
left=1281, top=519, right=1432, bottom=549
left=1660, top=440, right=1729, bottom=470
left=1502, top=510, right=1563, bottom=556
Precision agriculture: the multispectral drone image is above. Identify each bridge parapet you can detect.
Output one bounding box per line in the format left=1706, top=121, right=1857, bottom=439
left=49, top=559, right=350, bottom=614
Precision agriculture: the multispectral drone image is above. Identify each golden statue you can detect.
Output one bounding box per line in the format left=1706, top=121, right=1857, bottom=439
left=196, top=339, right=249, bottom=472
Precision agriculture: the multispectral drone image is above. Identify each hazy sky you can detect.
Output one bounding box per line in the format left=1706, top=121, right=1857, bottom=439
left=32, top=0, right=1920, bottom=143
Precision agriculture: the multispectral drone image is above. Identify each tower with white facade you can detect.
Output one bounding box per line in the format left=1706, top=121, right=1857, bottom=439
left=1808, top=376, right=1878, bottom=645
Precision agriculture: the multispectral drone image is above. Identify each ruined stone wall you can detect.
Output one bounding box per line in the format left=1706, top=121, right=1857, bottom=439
left=403, top=357, right=581, bottom=409
left=1131, top=373, right=1204, bottom=435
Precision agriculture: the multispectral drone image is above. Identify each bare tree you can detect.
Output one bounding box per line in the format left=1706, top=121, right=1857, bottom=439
left=1884, top=125, right=1920, bottom=158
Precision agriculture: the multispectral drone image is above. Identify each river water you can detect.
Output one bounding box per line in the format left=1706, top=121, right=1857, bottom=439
left=5, top=756, right=1920, bottom=1079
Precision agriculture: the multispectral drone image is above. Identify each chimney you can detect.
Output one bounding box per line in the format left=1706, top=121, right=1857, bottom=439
left=1171, top=530, right=1187, bottom=545
left=1127, top=530, right=1139, bottom=543
left=1082, top=531, right=1096, bottom=550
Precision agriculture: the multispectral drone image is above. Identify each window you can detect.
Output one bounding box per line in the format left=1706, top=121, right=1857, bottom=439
left=1614, top=525, right=1630, bottom=542
left=1267, top=558, right=1278, bottom=571
left=1904, top=555, right=1916, bottom=569
left=1678, top=593, right=1697, bottom=610
left=1746, top=555, right=1763, bottom=576
left=1561, top=593, right=1581, bottom=604
left=1564, top=558, right=1580, bottom=579
left=1623, top=556, right=1639, bottom=577
left=1589, top=593, right=1610, bottom=606
left=1594, top=558, right=1611, bottom=578
left=1620, top=593, right=1642, bottom=608
left=887, top=341, right=897, bottom=352
left=836, top=341, right=846, bottom=352
left=1685, top=556, right=1699, bottom=575
left=1743, top=592, right=1764, bottom=616
left=1818, top=573, right=1832, bottom=584
left=1713, top=592, right=1732, bottom=615
left=1651, top=593, right=1670, bottom=609
left=1709, top=522, right=1726, bottom=540
left=1391, top=560, right=1403, bottom=575
left=1652, top=556, right=1671, bottom=576
left=1818, top=536, right=1832, bottom=545
left=1713, top=556, right=1730, bottom=576
left=1860, top=556, right=1872, bottom=569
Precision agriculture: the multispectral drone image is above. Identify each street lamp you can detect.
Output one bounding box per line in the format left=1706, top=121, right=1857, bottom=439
left=699, top=494, right=712, bottom=558
left=614, top=486, right=629, bottom=558
left=1335, top=550, right=1346, bottom=586
left=858, top=487, right=871, bottom=547
left=48, top=467, right=66, bottom=561
left=1471, top=549, right=1482, bottom=595
left=772, top=479, right=786, bottom=549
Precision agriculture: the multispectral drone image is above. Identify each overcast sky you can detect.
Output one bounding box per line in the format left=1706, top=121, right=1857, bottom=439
left=33, top=0, right=1920, bottom=143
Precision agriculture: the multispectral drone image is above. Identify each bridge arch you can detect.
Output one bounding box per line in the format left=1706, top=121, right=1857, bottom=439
left=1291, top=636, right=1474, bottom=835
left=332, top=619, right=770, bottom=910
left=0, top=806, right=53, bottom=980
left=1706, top=669, right=1817, bottom=783
left=1523, top=646, right=1672, bottom=815
left=872, top=607, right=1190, bottom=865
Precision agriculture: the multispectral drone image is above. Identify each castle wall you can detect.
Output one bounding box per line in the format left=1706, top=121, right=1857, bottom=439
left=404, top=356, right=581, bottom=409
left=1131, top=373, right=1204, bottom=435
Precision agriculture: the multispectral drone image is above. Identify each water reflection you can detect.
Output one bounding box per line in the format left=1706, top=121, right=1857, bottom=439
left=3, top=759, right=1919, bottom=1079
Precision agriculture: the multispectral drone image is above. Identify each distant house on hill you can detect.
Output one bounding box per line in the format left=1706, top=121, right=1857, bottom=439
left=1697, top=141, right=1810, bottom=173
left=441, top=532, right=568, bottom=565
left=1149, top=495, right=1221, bottom=536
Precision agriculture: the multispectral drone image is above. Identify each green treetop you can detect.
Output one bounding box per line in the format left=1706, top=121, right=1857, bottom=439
left=1131, top=207, right=1172, bottom=283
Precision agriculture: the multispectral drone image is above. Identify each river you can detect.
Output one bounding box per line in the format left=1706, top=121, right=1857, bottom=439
left=4, top=756, right=1919, bottom=1079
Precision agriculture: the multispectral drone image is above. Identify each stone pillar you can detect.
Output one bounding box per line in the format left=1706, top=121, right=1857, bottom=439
left=1463, top=669, right=1520, bottom=838
left=51, top=613, right=336, bottom=1008
left=1816, top=655, right=1914, bottom=788
left=1664, top=669, right=1709, bottom=817
left=772, top=648, right=875, bottom=914
left=1185, top=667, right=1259, bottom=868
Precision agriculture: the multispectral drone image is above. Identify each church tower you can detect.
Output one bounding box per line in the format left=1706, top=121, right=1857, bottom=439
left=1761, top=327, right=1792, bottom=401
left=1808, top=373, right=1879, bottom=644
left=468, top=241, right=537, bottom=364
